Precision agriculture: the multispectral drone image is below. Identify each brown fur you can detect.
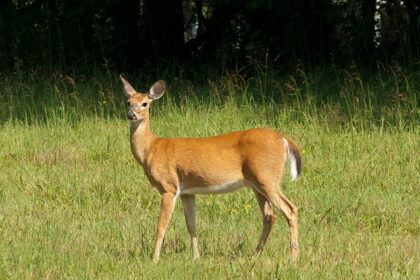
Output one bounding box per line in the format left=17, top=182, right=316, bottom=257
left=120, top=76, right=302, bottom=262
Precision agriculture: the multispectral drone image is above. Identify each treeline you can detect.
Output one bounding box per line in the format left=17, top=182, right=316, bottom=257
left=1, top=0, right=419, bottom=72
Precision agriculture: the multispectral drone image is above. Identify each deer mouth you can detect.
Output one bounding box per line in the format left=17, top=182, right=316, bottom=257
left=127, top=111, right=137, bottom=120
left=127, top=112, right=145, bottom=123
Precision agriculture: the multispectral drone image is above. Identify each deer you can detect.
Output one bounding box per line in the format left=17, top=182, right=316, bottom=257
left=119, top=75, right=302, bottom=263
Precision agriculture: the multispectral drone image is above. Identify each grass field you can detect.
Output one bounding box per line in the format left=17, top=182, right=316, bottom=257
left=0, top=68, right=419, bottom=279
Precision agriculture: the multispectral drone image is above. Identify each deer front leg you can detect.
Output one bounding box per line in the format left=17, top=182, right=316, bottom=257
left=181, top=194, right=200, bottom=260
left=152, top=192, right=178, bottom=263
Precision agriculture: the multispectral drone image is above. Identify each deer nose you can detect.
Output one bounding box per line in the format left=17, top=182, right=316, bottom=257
left=127, top=111, right=136, bottom=120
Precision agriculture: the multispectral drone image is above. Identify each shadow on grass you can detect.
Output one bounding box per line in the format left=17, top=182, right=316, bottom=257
left=0, top=66, right=418, bottom=131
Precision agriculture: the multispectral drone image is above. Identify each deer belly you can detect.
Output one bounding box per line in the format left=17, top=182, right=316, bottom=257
left=180, top=180, right=247, bottom=195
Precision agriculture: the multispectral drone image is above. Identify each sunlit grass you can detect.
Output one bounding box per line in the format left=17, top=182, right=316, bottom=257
left=0, top=67, right=419, bottom=278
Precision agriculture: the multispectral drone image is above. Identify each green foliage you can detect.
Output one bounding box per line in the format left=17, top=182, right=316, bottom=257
left=1, top=0, right=420, bottom=70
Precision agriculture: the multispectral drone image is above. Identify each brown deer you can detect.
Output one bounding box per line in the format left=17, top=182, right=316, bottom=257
left=120, top=75, right=302, bottom=263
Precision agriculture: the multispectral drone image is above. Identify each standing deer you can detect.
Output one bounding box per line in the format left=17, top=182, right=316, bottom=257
left=120, top=75, right=302, bottom=263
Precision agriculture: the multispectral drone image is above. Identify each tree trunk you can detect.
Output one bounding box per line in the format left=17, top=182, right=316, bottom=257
left=403, top=0, right=420, bottom=59
left=144, top=0, right=184, bottom=61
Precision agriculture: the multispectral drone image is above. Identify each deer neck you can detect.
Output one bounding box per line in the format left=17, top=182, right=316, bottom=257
left=130, top=117, right=156, bottom=165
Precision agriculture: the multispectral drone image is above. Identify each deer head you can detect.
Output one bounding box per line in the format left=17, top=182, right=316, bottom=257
left=119, top=75, right=165, bottom=122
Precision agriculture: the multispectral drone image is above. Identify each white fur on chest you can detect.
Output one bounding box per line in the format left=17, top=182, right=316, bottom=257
left=180, top=180, right=247, bottom=195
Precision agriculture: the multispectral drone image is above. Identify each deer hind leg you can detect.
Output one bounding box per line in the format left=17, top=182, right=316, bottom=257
left=255, top=186, right=299, bottom=261
left=253, top=189, right=276, bottom=254
left=180, top=194, right=200, bottom=260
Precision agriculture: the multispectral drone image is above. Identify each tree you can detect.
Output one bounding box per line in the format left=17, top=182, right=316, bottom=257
left=143, top=0, right=185, bottom=61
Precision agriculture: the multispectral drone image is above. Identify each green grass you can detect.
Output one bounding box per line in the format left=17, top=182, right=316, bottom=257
left=0, top=67, right=419, bottom=278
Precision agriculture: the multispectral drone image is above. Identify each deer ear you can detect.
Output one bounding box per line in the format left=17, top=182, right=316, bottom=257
left=148, top=80, right=166, bottom=100
left=119, top=74, right=137, bottom=97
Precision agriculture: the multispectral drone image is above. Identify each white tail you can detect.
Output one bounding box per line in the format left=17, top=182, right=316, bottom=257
left=283, top=137, right=302, bottom=181
left=120, top=76, right=302, bottom=263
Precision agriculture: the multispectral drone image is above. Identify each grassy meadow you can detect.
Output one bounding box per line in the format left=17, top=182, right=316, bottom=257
left=0, top=67, right=419, bottom=279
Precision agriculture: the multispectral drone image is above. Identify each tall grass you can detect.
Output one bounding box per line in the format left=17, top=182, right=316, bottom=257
left=0, top=64, right=418, bottom=130
left=0, top=65, right=419, bottom=278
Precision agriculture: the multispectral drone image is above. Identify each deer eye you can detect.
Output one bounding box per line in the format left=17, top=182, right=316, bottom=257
left=127, top=101, right=131, bottom=106
left=141, top=102, right=148, bottom=107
